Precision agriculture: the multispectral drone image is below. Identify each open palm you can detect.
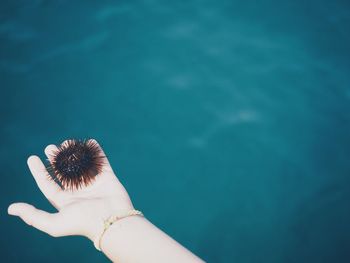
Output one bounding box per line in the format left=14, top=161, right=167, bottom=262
left=8, top=140, right=134, bottom=242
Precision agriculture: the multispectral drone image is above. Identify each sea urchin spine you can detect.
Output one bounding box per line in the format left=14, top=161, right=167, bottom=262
left=47, top=139, right=105, bottom=190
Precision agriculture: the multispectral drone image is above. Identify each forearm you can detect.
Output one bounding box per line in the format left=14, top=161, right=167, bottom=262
left=100, top=215, right=204, bottom=263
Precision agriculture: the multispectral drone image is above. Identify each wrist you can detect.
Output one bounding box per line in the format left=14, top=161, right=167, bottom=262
left=100, top=214, right=147, bottom=254
left=81, top=196, right=135, bottom=242
left=89, top=209, right=144, bottom=251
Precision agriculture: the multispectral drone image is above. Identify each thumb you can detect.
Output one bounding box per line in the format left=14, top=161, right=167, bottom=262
left=8, top=202, right=62, bottom=237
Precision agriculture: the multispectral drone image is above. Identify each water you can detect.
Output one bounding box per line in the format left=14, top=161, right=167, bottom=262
left=1, top=1, right=350, bottom=262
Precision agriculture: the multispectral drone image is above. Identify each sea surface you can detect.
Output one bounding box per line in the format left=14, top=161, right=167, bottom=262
left=1, top=1, right=350, bottom=262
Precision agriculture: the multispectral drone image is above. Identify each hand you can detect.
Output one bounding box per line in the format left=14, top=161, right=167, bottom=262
left=8, top=139, right=134, bottom=242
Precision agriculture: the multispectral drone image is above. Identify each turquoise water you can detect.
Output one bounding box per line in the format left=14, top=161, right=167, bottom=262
left=1, top=1, right=350, bottom=262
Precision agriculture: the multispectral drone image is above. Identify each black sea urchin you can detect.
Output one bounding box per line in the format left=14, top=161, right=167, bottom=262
left=47, top=139, right=105, bottom=190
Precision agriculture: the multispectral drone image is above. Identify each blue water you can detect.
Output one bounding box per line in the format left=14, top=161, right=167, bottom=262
left=1, top=1, right=350, bottom=262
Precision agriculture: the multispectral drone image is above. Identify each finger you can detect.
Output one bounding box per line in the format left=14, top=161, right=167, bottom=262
left=8, top=203, right=63, bottom=237
left=27, top=155, right=61, bottom=201
left=44, top=145, right=64, bottom=193
left=44, top=144, right=58, bottom=162
left=89, top=139, right=114, bottom=173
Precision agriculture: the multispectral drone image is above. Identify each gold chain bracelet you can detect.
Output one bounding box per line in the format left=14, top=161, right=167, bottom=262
left=93, top=209, right=144, bottom=251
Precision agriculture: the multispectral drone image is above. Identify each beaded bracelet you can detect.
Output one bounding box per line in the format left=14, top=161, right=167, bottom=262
left=93, top=209, right=144, bottom=251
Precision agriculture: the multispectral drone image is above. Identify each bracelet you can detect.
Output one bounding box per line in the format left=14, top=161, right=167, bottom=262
left=93, top=209, right=144, bottom=251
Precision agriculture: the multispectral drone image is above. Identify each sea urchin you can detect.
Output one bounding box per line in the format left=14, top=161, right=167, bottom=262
left=47, top=139, right=105, bottom=190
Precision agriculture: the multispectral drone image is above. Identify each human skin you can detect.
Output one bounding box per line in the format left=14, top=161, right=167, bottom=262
left=7, top=140, right=204, bottom=262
